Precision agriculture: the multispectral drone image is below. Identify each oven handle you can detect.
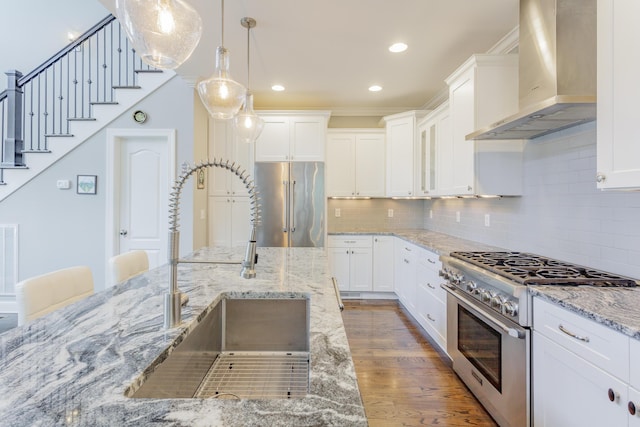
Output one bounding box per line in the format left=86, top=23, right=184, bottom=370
left=442, top=283, right=527, bottom=339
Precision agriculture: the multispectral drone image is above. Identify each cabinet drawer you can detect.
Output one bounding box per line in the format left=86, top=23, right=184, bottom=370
left=417, top=283, right=447, bottom=351
left=416, top=265, right=445, bottom=303
left=416, top=248, right=442, bottom=273
left=327, top=235, right=372, bottom=248
left=533, top=297, right=629, bottom=381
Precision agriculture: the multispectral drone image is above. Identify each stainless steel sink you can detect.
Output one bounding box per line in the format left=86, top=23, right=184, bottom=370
left=126, top=293, right=310, bottom=399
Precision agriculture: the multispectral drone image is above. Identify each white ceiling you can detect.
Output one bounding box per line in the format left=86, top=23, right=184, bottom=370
left=99, top=0, right=519, bottom=115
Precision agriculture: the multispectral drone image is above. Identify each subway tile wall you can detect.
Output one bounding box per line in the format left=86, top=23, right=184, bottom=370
left=424, top=122, right=640, bottom=279
left=327, top=199, right=424, bottom=232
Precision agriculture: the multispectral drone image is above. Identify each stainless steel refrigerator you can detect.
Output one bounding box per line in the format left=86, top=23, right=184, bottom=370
left=254, top=162, right=325, bottom=247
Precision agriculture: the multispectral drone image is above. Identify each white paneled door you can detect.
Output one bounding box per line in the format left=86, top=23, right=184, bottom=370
left=107, top=129, right=176, bottom=277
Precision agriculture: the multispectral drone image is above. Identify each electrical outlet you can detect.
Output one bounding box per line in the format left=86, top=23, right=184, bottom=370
left=335, top=208, right=341, bottom=218
left=429, top=209, right=433, bottom=219
left=456, top=211, right=461, bottom=223
left=484, top=214, right=491, bottom=227
left=388, top=209, right=394, bottom=218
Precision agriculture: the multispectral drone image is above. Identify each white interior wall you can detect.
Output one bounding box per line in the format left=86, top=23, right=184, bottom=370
left=424, top=122, right=640, bottom=279
left=0, top=77, right=196, bottom=293
left=0, top=1, right=108, bottom=92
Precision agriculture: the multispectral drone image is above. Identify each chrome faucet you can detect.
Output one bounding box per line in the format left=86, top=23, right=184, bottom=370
left=164, top=159, right=260, bottom=329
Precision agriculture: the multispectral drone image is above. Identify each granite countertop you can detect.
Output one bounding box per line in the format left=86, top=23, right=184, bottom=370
left=529, top=286, right=640, bottom=341
left=331, top=228, right=640, bottom=342
left=329, top=228, right=502, bottom=255
left=0, top=247, right=367, bottom=426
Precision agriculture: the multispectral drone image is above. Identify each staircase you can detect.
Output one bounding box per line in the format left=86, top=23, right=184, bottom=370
left=0, top=15, right=174, bottom=202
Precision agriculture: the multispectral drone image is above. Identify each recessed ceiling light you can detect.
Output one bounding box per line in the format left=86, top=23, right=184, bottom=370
left=271, top=84, right=285, bottom=91
left=369, top=85, right=382, bottom=92
left=389, top=42, right=408, bottom=53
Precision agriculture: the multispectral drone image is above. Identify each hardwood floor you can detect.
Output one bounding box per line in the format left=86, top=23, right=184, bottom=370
left=342, top=300, right=498, bottom=427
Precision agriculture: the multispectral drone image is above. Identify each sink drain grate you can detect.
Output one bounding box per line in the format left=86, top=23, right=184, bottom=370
left=195, top=351, right=310, bottom=399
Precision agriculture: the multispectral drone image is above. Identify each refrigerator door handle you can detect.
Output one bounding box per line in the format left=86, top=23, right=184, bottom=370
left=290, top=180, right=296, bottom=233
left=282, top=180, right=289, bottom=232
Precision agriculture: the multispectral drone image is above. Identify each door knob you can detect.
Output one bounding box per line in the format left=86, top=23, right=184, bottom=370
left=119, top=229, right=128, bottom=236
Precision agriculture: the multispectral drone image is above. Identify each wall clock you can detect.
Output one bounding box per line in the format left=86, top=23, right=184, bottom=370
left=133, top=110, right=147, bottom=124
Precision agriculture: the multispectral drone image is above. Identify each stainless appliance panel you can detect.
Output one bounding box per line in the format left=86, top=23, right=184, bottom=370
left=445, top=285, right=530, bottom=427
left=254, top=163, right=289, bottom=247
left=254, top=162, right=324, bottom=247
left=289, top=162, right=324, bottom=247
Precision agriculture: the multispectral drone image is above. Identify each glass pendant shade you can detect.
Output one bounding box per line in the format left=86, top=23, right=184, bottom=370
left=197, top=47, right=246, bottom=119
left=116, top=0, right=202, bottom=69
left=234, top=92, right=264, bottom=143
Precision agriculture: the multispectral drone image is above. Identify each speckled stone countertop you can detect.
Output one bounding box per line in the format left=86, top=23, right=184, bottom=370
left=331, top=228, right=640, bottom=341
left=529, top=286, right=640, bottom=341
left=329, top=228, right=501, bottom=255
left=0, top=247, right=367, bottom=426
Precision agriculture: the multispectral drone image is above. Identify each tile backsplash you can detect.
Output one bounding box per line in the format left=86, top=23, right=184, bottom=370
left=424, top=122, right=640, bottom=279
left=327, top=199, right=423, bottom=232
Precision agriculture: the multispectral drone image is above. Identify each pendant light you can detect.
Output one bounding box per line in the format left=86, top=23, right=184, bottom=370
left=197, top=0, right=246, bottom=120
left=234, top=17, right=264, bottom=143
left=115, top=0, right=202, bottom=69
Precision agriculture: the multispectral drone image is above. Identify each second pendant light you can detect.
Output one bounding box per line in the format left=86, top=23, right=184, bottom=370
left=197, top=0, right=245, bottom=120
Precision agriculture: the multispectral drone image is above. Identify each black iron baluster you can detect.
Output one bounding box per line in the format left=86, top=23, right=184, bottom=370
left=65, top=55, right=70, bottom=134
left=87, top=37, right=92, bottom=117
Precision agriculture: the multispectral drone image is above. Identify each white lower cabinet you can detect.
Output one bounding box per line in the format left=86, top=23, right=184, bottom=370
left=533, top=332, right=628, bottom=427
left=327, top=236, right=372, bottom=292
left=208, top=197, right=250, bottom=247
left=415, top=250, right=446, bottom=352
left=394, top=240, right=417, bottom=312
left=372, top=236, right=394, bottom=292
left=533, top=297, right=639, bottom=426
left=328, top=234, right=448, bottom=355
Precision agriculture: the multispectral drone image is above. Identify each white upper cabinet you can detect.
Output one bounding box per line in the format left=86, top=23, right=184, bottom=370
left=417, top=102, right=451, bottom=196
left=445, top=54, right=524, bottom=196
left=326, top=129, right=385, bottom=197
left=255, top=112, right=330, bottom=162
left=383, top=110, right=428, bottom=197
left=597, top=0, right=640, bottom=190
left=208, top=118, right=253, bottom=197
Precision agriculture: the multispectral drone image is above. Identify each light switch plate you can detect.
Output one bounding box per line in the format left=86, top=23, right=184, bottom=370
left=56, top=179, right=71, bottom=189
left=484, top=214, right=491, bottom=227
left=335, top=208, right=341, bottom=217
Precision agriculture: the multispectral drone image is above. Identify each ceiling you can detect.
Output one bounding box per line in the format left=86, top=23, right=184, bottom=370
left=99, top=0, right=519, bottom=116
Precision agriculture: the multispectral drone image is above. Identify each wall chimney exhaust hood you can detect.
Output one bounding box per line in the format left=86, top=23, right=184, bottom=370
left=467, top=0, right=596, bottom=141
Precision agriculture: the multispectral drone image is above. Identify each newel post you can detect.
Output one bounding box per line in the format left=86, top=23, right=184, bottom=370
left=2, top=70, right=24, bottom=167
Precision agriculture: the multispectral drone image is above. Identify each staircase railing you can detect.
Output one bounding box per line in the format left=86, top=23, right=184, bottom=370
left=0, top=14, right=159, bottom=185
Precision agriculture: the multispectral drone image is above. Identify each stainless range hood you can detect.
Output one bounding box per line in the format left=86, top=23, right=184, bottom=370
left=467, top=0, right=596, bottom=140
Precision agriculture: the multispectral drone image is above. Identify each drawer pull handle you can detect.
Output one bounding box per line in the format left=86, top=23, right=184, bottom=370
left=404, top=247, right=412, bottom=252
left=427, top=283, right=436, bottom=290
left=427, top=258, right=436, bottom=264
left=427, top=314, right=436, bottom=322
left=558, top=324, right=590, bottom=342
left=608, top=388, right=619, bottom=402
left=629, top=401, right=637, bottom=416
left=404, top=259, right=410, bottom=264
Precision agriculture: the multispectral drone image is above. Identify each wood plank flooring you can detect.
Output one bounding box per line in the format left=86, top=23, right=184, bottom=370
left=342, top=299, right=498, bottom=427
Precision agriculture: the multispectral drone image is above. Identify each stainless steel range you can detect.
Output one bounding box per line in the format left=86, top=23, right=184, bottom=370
left=440, top=251, right=638, bottom=427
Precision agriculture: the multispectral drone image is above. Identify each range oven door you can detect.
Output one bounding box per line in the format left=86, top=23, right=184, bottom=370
left=444, top=284, right=530, bottom=427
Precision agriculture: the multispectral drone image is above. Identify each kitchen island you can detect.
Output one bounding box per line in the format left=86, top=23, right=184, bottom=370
left=0, top=247, right=367, bottom=426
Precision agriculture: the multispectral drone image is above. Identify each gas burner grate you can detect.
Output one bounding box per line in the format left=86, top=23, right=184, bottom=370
left=450, top=251, right=639, bottom=287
